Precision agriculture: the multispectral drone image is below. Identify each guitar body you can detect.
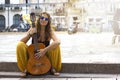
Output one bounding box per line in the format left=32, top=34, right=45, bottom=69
left=27, top=43, right=51, bottom=75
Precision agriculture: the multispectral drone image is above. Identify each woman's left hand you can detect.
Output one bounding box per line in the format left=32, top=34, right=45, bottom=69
left=34, top=49, right=46, bottom=59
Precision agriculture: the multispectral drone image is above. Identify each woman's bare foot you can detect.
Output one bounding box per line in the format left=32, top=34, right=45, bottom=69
left=20, top=69, right=27, bottom=77
left=51, top=68, right=60, bottom=76
left=20, top=72, right=26, bottom=77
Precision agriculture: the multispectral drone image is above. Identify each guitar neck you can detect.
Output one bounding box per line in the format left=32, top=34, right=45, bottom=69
left=32, top=22, right=35, bottom=28
left=31, top=22, right=38, bottom=53
left=32, top=33, right=39, bottom=53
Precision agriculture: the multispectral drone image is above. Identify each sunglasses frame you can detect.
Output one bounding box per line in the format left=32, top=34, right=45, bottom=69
left=40, top=16, right=49, bottom=21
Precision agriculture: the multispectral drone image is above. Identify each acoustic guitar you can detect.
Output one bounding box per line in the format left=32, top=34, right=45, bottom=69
left=27, top=18, right=51, bottom=75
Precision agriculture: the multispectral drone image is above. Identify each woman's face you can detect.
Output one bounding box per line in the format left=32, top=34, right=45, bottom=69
left=40, top=14, right=49, bottom=26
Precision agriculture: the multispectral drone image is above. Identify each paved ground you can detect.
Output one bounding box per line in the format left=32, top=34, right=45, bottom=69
left=0, top=31, right=120, bottom=63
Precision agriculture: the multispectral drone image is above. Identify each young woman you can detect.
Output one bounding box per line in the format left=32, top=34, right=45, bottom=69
left=16, top=12, right=62, bottom=76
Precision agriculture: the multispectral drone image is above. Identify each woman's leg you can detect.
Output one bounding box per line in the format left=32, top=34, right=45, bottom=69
left=16, top=41, right=28, bottom=72
left=47, top=45, right=62, bottom=72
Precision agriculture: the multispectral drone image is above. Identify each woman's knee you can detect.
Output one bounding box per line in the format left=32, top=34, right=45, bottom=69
left=16, top=41, right=28, bottom=50
left=16, top=41, right=28, bottom=59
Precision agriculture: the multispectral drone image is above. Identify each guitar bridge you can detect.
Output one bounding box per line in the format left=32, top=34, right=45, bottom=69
left=34, top=63, right=44, bottom=66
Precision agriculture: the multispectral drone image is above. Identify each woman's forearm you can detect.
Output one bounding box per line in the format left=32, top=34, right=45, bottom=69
left=44, top=40, right=60, bottom=52
left=20, top=32, right=31, bottom=43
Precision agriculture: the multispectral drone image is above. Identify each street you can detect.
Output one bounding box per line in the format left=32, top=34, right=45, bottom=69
left=0, top=31, right=120, bottom=63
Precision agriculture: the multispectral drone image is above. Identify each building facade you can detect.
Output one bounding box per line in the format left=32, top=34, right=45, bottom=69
left=0, top=0, right=68, bottom=31
left=0, top=0, right=120, bottom=32
left=76, top=0, right=120, bottom=32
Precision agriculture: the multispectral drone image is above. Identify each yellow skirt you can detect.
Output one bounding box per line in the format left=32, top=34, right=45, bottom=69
left=16, top=41, right=62, bottom=72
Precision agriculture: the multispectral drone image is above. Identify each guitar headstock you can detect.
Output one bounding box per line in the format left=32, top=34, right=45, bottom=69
left=30, top=12, right=36, bottom=28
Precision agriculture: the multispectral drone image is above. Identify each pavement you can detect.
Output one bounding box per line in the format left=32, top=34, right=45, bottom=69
left=0, top=31, right=120, bottom=63
left=0, top=31, right=120, bottom=79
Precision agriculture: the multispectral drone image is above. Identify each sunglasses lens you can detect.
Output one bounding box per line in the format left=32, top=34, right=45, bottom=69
left=40, top=16, right=44, bottom=20
left=45, top=18, right=48, bottom=21
left=40, top=16, right=48, bottom=21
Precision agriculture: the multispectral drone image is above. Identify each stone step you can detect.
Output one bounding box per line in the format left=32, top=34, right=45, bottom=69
left=1, top=62, right=120, bottom=74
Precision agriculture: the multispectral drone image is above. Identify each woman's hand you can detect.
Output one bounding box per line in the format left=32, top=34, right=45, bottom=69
left=34, top=49, right=47, bottom=59
left=28, top=27, right=37, bottom=36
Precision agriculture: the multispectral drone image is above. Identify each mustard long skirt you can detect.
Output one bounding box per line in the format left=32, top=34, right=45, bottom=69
left=16, top=41, right=62, bottom=72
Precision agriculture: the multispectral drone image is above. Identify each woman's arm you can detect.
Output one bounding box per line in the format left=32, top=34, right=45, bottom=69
left=44, top=30, right=60, bottom=52
left=20, top=29, right=31, bottom=43
left=20, top=27, right=37, bottom=43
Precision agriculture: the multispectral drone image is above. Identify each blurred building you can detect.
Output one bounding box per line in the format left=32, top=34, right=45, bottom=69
left=0, top=0, right=68, bottom=31
left=75, top=0, right=120, bottom=32
left=0, top=0, right=120, bottom=32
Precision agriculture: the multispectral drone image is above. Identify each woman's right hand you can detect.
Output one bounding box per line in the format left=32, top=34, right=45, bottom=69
left=28, top=27, right=37, bottom=36
left=21, top=27, right=37, bottom=43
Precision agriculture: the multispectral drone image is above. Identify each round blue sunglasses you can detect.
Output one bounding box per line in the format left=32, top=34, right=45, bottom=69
left=40, top=16, right=48, bottom=21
